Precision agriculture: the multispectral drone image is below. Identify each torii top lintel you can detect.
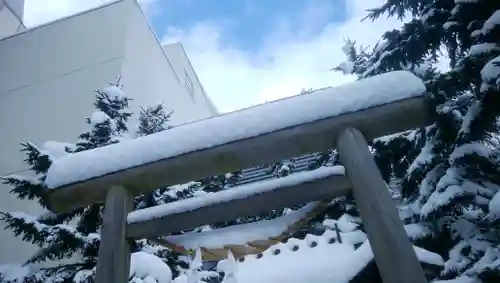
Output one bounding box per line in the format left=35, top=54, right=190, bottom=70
left=44, top=71, right=432, bottom=213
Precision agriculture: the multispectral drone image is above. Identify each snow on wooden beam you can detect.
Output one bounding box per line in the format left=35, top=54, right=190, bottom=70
left=44, top=71, right=430, bottom=213
left=148, top=201, right=331, bottom=261
left=127, top=166, right=350, bottom=239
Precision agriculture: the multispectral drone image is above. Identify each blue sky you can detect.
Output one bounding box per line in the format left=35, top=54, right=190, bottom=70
left=24, top=0, right=400, bottom=112
left=148, top=0, right=348, bottom=51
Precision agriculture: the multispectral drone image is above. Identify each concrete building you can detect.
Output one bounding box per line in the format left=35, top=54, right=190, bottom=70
left=0, top=0, right=217, bottom=264
left=0, top=0, right=26, bottom=38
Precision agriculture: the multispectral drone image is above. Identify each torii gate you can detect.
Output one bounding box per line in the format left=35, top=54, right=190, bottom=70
left=43, top=71, right=432, bottom=283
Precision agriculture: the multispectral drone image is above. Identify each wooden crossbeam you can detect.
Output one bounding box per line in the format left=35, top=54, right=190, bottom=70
left=46, top=94, right=429, bottom=213
left=127, top=172, right=350, bottom=239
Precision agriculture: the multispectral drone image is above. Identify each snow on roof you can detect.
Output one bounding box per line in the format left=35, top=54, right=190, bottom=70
left=214, top=226, right=369, bottom=283
left=226, top=241, right=362, bottom=283
left=44, top=71, right=425, bottom=189
left=219, top=235, right=444, bottom=283
left=127, top=166, right=344, bottom=224
left=163, top=202, right=323, bottom=250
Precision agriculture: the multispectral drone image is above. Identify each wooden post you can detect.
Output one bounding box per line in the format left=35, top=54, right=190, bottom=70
left=95, top=186, right=133, bottom=283
left=337, top=127, right=427, bottom=283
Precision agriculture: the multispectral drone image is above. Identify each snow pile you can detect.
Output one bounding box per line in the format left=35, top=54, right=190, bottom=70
left=45, top=71, right=425, bottom=188
left=74, top=252, right=173, bottom=283
left=203, top=219, right=368, bottom=283
left=128, top=166, right=344, bottom=224
left=218, top=240, right=360, bottom=283
left=215, top=237, right=443, bottom=283
left=206, top=219, right=443, bottom=283
left=130, top=252, right=172, bottom=283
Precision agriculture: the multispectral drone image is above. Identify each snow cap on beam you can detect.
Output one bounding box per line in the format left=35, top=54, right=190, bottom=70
left=45, top=71, right=429, bottom=213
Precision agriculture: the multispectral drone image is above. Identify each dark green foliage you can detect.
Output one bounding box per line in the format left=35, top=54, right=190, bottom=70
left=334, top=1, right=500, bottom=281
left=137, top=104, right=173, bottom=137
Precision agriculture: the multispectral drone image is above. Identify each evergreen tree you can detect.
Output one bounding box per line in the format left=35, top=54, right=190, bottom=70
left=135, top=104, right=173, bottom=209
left=334, top=1, right=500, bottom=281
left=133, top=103, right=194, bottom=279
left=0, top=79, right=132, bottom=282
left=0, top=80, right=188, bottom=282
left=137, top=104, right=173, bottom=137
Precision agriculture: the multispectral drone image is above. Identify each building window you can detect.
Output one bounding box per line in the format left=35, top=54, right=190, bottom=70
left=184, top=70, right=195, bottom=101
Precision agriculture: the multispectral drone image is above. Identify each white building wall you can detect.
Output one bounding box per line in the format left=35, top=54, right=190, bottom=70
left=120, top=3, right=217, bottom=128
left=0, top=0, right=216, bottom=264
left=163, top=42, right=219, bottom=117
left=0, top=0, right=26, bottom=39
left=3, top=0, right=24, bottom=19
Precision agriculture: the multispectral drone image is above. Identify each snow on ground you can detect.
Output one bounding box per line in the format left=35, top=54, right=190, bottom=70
left=45, top=71, right=425, bottom=188
left=129, top=252, right=172, bottom=283
left=127, top=166, right=345, bottom=224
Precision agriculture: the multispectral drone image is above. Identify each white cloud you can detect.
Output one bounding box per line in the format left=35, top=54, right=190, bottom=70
left=161, top=0, right=404, bottom=112
left=23, top=0, right=158, bottom=27
left=23, top=0, right=438, bottom=114
left=23, top=0, right=108, bottom=27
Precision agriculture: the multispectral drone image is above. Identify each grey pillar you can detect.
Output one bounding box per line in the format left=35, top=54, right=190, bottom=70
left=95, top=186, right=133, bottom=283
left=337, top=127, right=427, bottom=283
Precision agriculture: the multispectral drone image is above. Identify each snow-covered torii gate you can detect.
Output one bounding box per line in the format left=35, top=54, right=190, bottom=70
left=43, top=71, right=432, bottom=283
